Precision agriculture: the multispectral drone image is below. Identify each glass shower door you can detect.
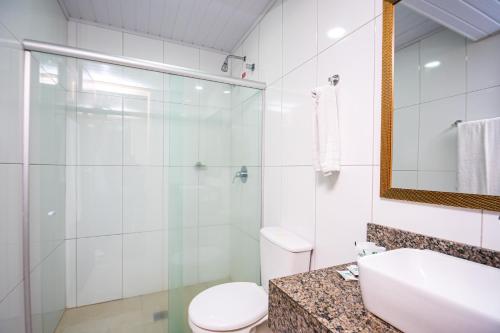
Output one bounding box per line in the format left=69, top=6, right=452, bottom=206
left=167, top=76, right=263, bottom=332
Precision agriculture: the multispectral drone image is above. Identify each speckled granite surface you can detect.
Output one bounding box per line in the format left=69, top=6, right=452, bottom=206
left=367, top=223, right=500, bottom=269
left=269, top=264, right=401, bottom=333
left=269, top=224, right=500, bottom=332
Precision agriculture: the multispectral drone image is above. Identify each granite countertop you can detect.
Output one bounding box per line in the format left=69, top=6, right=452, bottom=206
left=268, top=263, right=401, bottom=333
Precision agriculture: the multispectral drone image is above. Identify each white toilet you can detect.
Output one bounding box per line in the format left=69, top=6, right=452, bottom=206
left=188, top=227, right=313, bottom=333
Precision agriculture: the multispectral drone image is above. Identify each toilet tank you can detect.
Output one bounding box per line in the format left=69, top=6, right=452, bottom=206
left=260, top=227, right=313, bottom=292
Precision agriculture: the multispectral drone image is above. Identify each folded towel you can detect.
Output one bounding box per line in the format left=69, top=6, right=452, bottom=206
left=457, top=117, right=500, bottom=195
left=311, top=85, right=340, bottom=176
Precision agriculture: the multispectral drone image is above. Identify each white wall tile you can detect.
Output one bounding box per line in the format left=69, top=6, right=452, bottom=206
left=123, top=166, right=163, bottom=233
left=230, top=45, right=244, bottom=78
left=169, top=103, right=199, bottom=166
left=317, top=23, right=374, bottom=165
left=0, top=25, right=22, bottom=163
left=168, top=227, right=198, bottom=288
left=263, top=80, right=283, bottom=166
left=77, top=23, right=123, bottom=55
left=420, top=29, right=466, bottom=103
left=199, top=107, right=231, bottom=166
left=392, top=105, right=419, bottom=170
left=200, top=49, right=227, bottom=75
left=122, top=67, right=164, bottom=102
left=77, top=92, right=123, bottom=165
left=263, top=167, right=283, bottom=228
left=164, top=42, right=199, bottom=70
left=123, top=98, right=164, bottom=166
left=229, top=226, right=260, bottom=283
left=168, top=167, right=198, bottom=228
left=259, top=0, right=283, bottom=85
left=283, top=0, right=317, bottom=74
left=482, top=211, right=500, bottom=251
left=466, top=86, right=500, bottom=121
left=198, top=225, right=230, bottom=283
left=67, top=21, right=77, bottom=47
left=0, top=281, right=25, bottom=333
left=123, top=231, right=163, bottom=297
left=233, top=166, right=261, bottom=239
left=29, top=79, right=66, bottom=165
left=418, top=171, right=457, bottom=192
left=317, top=0, right=374, bottom=53
left=418, top=95, right=465, bottom=171
left=394, top=43, right=419, bottom=109
left=30, top=242, right=65, bottom=333
left=392, top=170, right=418, bottom=189
left=0, top=164, right=22, bottom=301
left=123, top=33, right=163, bottom=63
left=29, top=165, right=66, bottom=270
left=315, top=166, right=372, bottom=269
left=77, top=166, right=122, bottom=237
left=373, top=16, right=382, bottom=166
left=0, top=0, right=67, bottom=44
left=65, top=239, right=76, bottom=308
left=467, top=33, right=500, bottom=92
left=281, top=166, right=315, bottom=245
left=375, top=0, right=383, bottom=16
left=65, top=166, right=77, bottom=239
left=372, top=167, right=482, bottom=246
left=282, top=58, right=316, bottom=166
left=199, top=167, right=231, bottom=227
left=77, top=235, right=122, bottom=306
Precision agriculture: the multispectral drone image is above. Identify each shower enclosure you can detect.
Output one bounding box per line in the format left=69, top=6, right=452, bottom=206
left=23, top=41, right=264, bottom=333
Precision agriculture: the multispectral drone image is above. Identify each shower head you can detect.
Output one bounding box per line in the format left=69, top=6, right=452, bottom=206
left=221, top=54, right=246, bottom=72
left=221, top=57, right=229, bottom=72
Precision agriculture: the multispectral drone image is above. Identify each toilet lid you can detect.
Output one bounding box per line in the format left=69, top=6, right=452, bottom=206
left=189, top=282, right=268, bottom=331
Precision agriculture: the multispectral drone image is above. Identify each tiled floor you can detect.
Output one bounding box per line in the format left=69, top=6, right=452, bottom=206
left=55, top=291, right=169, bottom=333
left=54, top=281, right=227, bottom=333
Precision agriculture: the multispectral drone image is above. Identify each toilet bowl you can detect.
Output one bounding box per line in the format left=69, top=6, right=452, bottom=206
left=188, top=282, right=268, bottom=333
left=188, top=227, right=313, bottom=333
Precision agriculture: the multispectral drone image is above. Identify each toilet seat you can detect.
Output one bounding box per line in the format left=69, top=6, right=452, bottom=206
left=188, top=282, right=268, bottom=332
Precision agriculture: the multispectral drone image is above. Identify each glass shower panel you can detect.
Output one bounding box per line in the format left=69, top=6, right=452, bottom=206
left=29, top=52, right=72, bottom=333
left=167, top=77, right=262, bottom=332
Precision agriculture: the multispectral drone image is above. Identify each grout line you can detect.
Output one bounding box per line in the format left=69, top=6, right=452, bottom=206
left=0, top=279, right=24, bottom=305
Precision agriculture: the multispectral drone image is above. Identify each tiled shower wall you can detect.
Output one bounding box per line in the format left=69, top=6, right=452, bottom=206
left=0, top=0, right=67, bottom=331
left=393, top=29, right=500, bottom=192
left=65, top=21, right=263, bottom=308
left=232, top=0, right=500, bottom=270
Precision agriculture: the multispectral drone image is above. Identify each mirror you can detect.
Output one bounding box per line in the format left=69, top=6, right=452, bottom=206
left=380, top=0, right=500, bottom=211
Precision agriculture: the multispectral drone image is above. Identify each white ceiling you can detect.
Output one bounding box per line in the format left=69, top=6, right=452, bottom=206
left=59, top=0, right=274, bottom=52
left=402, top=0, right=500, bottom=41
left=395, top=4, right=443, bottom=50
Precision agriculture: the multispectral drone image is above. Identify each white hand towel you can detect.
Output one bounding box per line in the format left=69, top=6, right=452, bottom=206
left=311, top=85, right=340, bottom=176
left=457, top=117, right=500, bottom=195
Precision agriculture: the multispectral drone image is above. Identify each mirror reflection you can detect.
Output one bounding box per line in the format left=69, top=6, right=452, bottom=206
left=392, top=2, right=500, bottom=196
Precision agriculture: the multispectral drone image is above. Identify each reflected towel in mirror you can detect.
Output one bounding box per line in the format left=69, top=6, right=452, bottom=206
left=457, top=117, right=500, bottom=195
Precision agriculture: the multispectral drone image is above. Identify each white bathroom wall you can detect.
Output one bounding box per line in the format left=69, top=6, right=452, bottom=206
left=0, top=0, right=67, bottom=331
left=234, top=0, right=500, bottom=270
left=64, top=21, right=238, bottom=307
left=67, top=21, right=228, bottom=75
left=393, top=29, right=500, bottom=192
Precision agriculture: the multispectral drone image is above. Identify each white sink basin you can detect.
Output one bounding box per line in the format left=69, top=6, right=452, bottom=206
left=358, top=248, right=500, bottom=333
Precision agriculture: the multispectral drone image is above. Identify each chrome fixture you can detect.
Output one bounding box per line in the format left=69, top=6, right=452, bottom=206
left=233, top=166, right=248, bottom=183
left=221, top=54, right=248, bottom=72
left=194, top=161, right=207, bottom=168
left=328, top=74, right=340, bottom=86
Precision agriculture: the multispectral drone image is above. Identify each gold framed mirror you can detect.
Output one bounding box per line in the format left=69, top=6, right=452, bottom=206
left=380, top=0, right=500, bottom=211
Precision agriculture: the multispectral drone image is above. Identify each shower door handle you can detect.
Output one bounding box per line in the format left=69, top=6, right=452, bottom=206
left=233, top=166, right=248, bottom=183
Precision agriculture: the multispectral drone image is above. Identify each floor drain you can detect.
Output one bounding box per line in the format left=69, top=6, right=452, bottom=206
left=153, top=310, right=168, bottom=321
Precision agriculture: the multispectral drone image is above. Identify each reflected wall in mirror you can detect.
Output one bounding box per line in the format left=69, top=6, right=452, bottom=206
left=381, top=0, right=500, bottom=211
